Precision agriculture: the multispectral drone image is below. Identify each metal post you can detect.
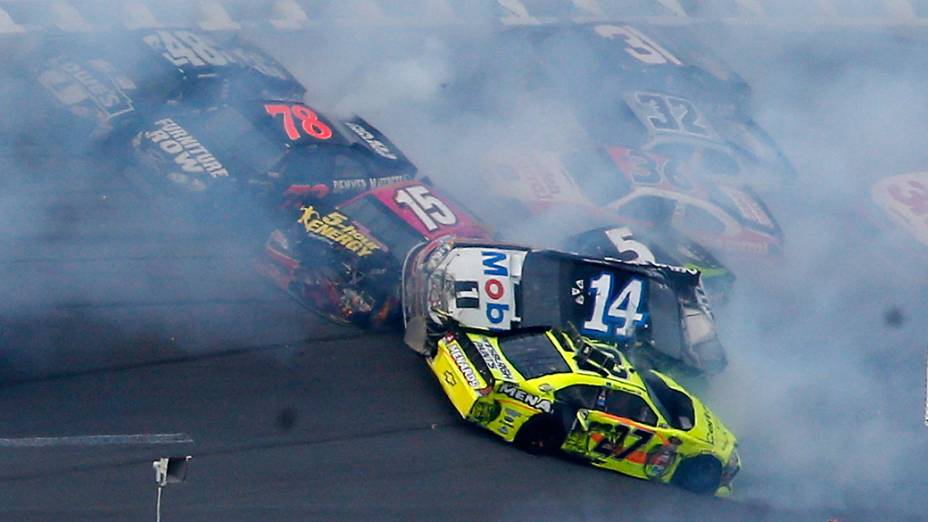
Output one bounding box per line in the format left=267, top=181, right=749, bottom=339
left=156, top=486, right=162, bottom=522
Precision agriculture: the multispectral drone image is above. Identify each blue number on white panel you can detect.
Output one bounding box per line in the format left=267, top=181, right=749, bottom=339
left=582, top=274, right=646, bottom=338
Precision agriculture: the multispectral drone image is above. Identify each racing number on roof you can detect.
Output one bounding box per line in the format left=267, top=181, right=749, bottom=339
left=583, top=274, right=646, bottom=338
left=264, top=104, right=333, bottom=141
left=604, top=227, right=656, bottom=264
left=889, top=179, right=928, bottom=216
left=594, top=25, right=683, bottom=66
left=148, top=30, right=228, bottom=67
left=393, top=186, right=457, bottom=232
left=634, top=93, right=712, bottom=138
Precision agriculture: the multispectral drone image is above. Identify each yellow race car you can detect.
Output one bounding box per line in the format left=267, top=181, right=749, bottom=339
left=405, top=323, right=740, bottom=496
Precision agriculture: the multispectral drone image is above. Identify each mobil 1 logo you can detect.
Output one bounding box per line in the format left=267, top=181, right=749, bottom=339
left=481, top=251, right=512, bottom=327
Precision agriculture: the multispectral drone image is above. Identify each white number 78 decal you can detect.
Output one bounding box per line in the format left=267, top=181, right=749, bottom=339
left=583, top=274, right=646, bottom=338
left=393, top=185, right=457, bottom=232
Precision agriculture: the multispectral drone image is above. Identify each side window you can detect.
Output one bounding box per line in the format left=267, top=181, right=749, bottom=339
left=615, top=195, right=675, bottom=224
left=603, top=390, right=658, bottom=426
left=332, top=154, right=368, bottom=180
left=564, top=148, right=631, bottom=207
left=678, top=204, right=727, bottom=235
left=554, top=384, right=600, bottom=409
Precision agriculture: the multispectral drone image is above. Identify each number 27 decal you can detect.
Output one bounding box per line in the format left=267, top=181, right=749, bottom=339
left=582, top=273, right=647, bottom=338
left=264, top=103, right=333, bottom=141
left=593, top=425, right=654, bottom=461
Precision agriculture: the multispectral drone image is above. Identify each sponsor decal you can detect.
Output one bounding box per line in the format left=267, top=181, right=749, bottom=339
left=332, top=175, right=408, bottom=194
left=703, top=409, right=716, bottom=445
left=525, top=166, right=565, bottom=201
left=447, top=343, right=481, bottom=389
left=499, top=383, right=552, bottom=414
left=333, top=179, right=368, bottom=193
left=443, top=370, right=456, bottom=386
left=481, top=251, right=511, bottom=325
left=504, top=408, right=522, bottom=418
left=719, top=186, right=774, bottom=229
left=344, top=121, right=398, bottom=160
left=371, top=175, right=408, bottom=188
left=144, top=119, right=229, bottom=178
left=297, top=206, right=382, bottom=257
left=473, top=337, right=515, bottom=380
left=572, top=279, right=585, bottom=305
left=38, top=58, right=134, bottom=119
left=454, top=280, right=479, bottom=309
left=499, top=425, right=509, bottom=435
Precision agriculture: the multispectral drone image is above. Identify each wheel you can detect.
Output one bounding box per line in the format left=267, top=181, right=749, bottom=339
left=672, top=455, right=722, bottom=495
left=513, top=415, right=566, bottom=455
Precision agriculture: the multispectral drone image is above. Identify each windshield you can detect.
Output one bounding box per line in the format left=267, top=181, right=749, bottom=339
left=642, top=370, right=694, bottom=430
left=496, top=331, right=570, bottom=379
left=562, top=148, right=632, bottom=207
left=203, top=105, right=288, bottom=175
left=339, top=195, right=425, bottom=262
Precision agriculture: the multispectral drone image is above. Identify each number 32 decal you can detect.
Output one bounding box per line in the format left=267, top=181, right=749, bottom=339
left=583, top=273, right=647, bottom=338
left=393, top=185, right=457, bottom=232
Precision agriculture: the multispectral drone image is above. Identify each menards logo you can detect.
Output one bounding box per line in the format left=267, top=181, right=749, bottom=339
left=447, top=343, right=481, bottom=389
left=474, top=337, right=515, bottom=380
left=499, top=383, right=552, bottom=413
left=298, top=206, right=382, bottom=257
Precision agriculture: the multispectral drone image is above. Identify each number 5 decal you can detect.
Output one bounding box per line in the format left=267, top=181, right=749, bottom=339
left=264, top=104, right=333, bottom=141
left=604, top=227, right=656, bottom=264
left=583, top=273, right=646, bottom=337
left=393, top=185, right=457, bottom=232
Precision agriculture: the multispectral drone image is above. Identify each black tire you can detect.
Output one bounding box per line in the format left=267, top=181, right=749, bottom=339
left=672, top=455, right=723, bottom=495
left=513, top=415, right=566, bottom=455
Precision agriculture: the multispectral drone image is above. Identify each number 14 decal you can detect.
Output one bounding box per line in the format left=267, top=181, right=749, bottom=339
left=582, top=274, right=646, bottom=337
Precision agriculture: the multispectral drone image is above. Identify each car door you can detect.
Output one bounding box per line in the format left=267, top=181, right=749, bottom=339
left=563, top=387, right=665, bottom=479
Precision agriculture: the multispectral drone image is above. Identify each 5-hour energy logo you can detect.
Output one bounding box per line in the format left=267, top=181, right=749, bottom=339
left=298, top=206, right=382, bottom=257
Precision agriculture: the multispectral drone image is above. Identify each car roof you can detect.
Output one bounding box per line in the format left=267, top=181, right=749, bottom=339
left=474, top=327, right=652, bottom=396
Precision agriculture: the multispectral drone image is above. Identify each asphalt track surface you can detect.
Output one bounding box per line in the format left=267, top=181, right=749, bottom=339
left=0, top=148, right=892, bottom=522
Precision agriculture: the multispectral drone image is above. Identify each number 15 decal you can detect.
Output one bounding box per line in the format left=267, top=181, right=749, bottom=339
left=582, top=274, right=646, bottom=337
left=393, top=185, right=457, bottom=232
